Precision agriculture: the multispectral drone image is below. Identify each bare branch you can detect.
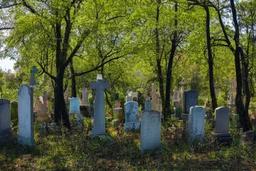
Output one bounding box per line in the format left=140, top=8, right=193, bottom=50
left=22, top=0, right=39, bottom=15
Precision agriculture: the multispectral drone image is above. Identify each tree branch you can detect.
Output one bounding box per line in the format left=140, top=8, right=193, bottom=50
left=72, top=55, right=125, bottom=78
left=37, top=61, right=56, bottom=80
left=64, top=29, right=90, bottom=68
left=0, top=27, right=15, bottom=31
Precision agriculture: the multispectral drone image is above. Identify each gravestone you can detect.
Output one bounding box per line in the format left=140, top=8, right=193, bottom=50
left=18, top=84, right=35, bottom=146
left=113, top=100, right=123, bottom=125
left=151, top=84, right=157, bottom=110
left=144, top=98, right=152, bottom=110
left=124, top=101, right=140, bottom=131
left=81, top=87, right=89, bottom=105
left=126, top=91, right=133, bottom=102
left=214, top=107, right=233, bottom=146
left=184, top=90, right=199, bottom=114
left=0, top=99, right=12, bottom=144
left=35, top=91, right=50, bottom=122
left=173, top=88, right=182, bottom=119
left=30, top=66, right=38, bottom=86
left=69, top=97, right=83, bottom=124
left=188, top=106, right=205, bottom=143
left=140, top=110, right=161, bottom=151
left=90, top=74, right=110, bottom=137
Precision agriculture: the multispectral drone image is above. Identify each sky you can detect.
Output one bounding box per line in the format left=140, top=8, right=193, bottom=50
left=0, top=58, right=15, bottom=72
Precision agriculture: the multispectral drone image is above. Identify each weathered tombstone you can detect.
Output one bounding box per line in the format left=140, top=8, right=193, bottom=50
left=173, top=88, right=182, bottom=119
left=18, top=85, right=35, bottom=146
left=30, top=66, right=38, bottom=86
left=113, top=99, right=124, bottom=126
left=151, top=84, right=157, bottom=110
left=144, top=98, right=152, bottom=110
left=140, top=110, right=161, bottom=151
left=90, top=74, right=110, bottom=137
left=0, top=99, right=12, bottom=144
left=124, top=101, right=140, bottom=131
left=188, top=106, right=205, bottom=143
left=131, top=92, right=138, bottom=101
left=35, top=91, right=50, bottom=122
left=184, top=90, right=199, bottom=114
left=81, top=87, right=89, bottom=105
left=179, top=78, right=186, bottom=112
left=214, top=107, right=233, bottom=146
left=69, top=97, right=83, bottom=124
left=126, top=91, right=133, bottom=102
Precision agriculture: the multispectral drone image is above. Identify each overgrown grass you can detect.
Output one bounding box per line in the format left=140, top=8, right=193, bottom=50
left=0, top=118, right=256, bottom=170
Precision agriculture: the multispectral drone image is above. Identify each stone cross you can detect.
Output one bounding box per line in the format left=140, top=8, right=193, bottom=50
left=30, top=66, right=38, bottom=86
left=90, top=74, right=110, bottom=137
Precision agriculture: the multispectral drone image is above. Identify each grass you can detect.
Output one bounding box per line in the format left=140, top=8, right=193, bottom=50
left=0, top=118, right=256, bottom=170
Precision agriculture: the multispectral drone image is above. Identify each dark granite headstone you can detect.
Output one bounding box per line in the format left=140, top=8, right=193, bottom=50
left=184, top=90, right=198, bottom=114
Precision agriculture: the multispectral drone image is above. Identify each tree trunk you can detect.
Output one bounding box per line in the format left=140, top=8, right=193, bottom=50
left=165, top=2, right=178, bottom=119
left=205, top=5, right=217, bottom=111
left=155, top=0, right=166, bottom=119
left=54, top=73, right=71, bottom=129
left=230, top=0, right=251, bottom=131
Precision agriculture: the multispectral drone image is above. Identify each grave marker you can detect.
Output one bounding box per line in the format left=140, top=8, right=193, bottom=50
left=18, top=84, right=35, bottom=146
left=124, top=101, right=140, bottom=131
left=0, top=99, right=12, bottom=144
left=140, top=110, right=161, bottom=151
left=188, top=106, right=205, bottom=143
left=90, top=74, right=110, bottom=137
left=184, top=90, right=199, bottom=114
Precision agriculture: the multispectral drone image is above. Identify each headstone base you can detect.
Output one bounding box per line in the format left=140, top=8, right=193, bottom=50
left=111, top=119, right=120, bottom=128
left=0, top=128, right=13, bottom=144
left=18, top=136, right=35, bottom=146
left=125, top=121, right=140, bottom=131
left=80, top=105, right=92, bottom=117
left=242, top=131, right=256, bottom=145
left=215, top=133, right=233, bottom=146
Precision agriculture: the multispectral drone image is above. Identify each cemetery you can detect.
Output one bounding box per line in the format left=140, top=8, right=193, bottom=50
left=0, top=0, right=256, bottom=170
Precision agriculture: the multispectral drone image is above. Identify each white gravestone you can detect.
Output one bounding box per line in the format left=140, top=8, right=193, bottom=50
left=188, top=106, right=205, bottom=143
left=18, top=84, right=35, bottom=146
left=0, top=99, right=12, bottom=144
left=124, top=101, right=140, bottom=131
left=69, top=97, right=83, bottom=124
left=90, top=75, right=110, bottom=137
left=140, top=110, right=161, bottom=151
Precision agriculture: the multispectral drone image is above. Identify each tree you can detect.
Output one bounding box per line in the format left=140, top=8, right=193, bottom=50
left=210, top=0, right=252, bottom=131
